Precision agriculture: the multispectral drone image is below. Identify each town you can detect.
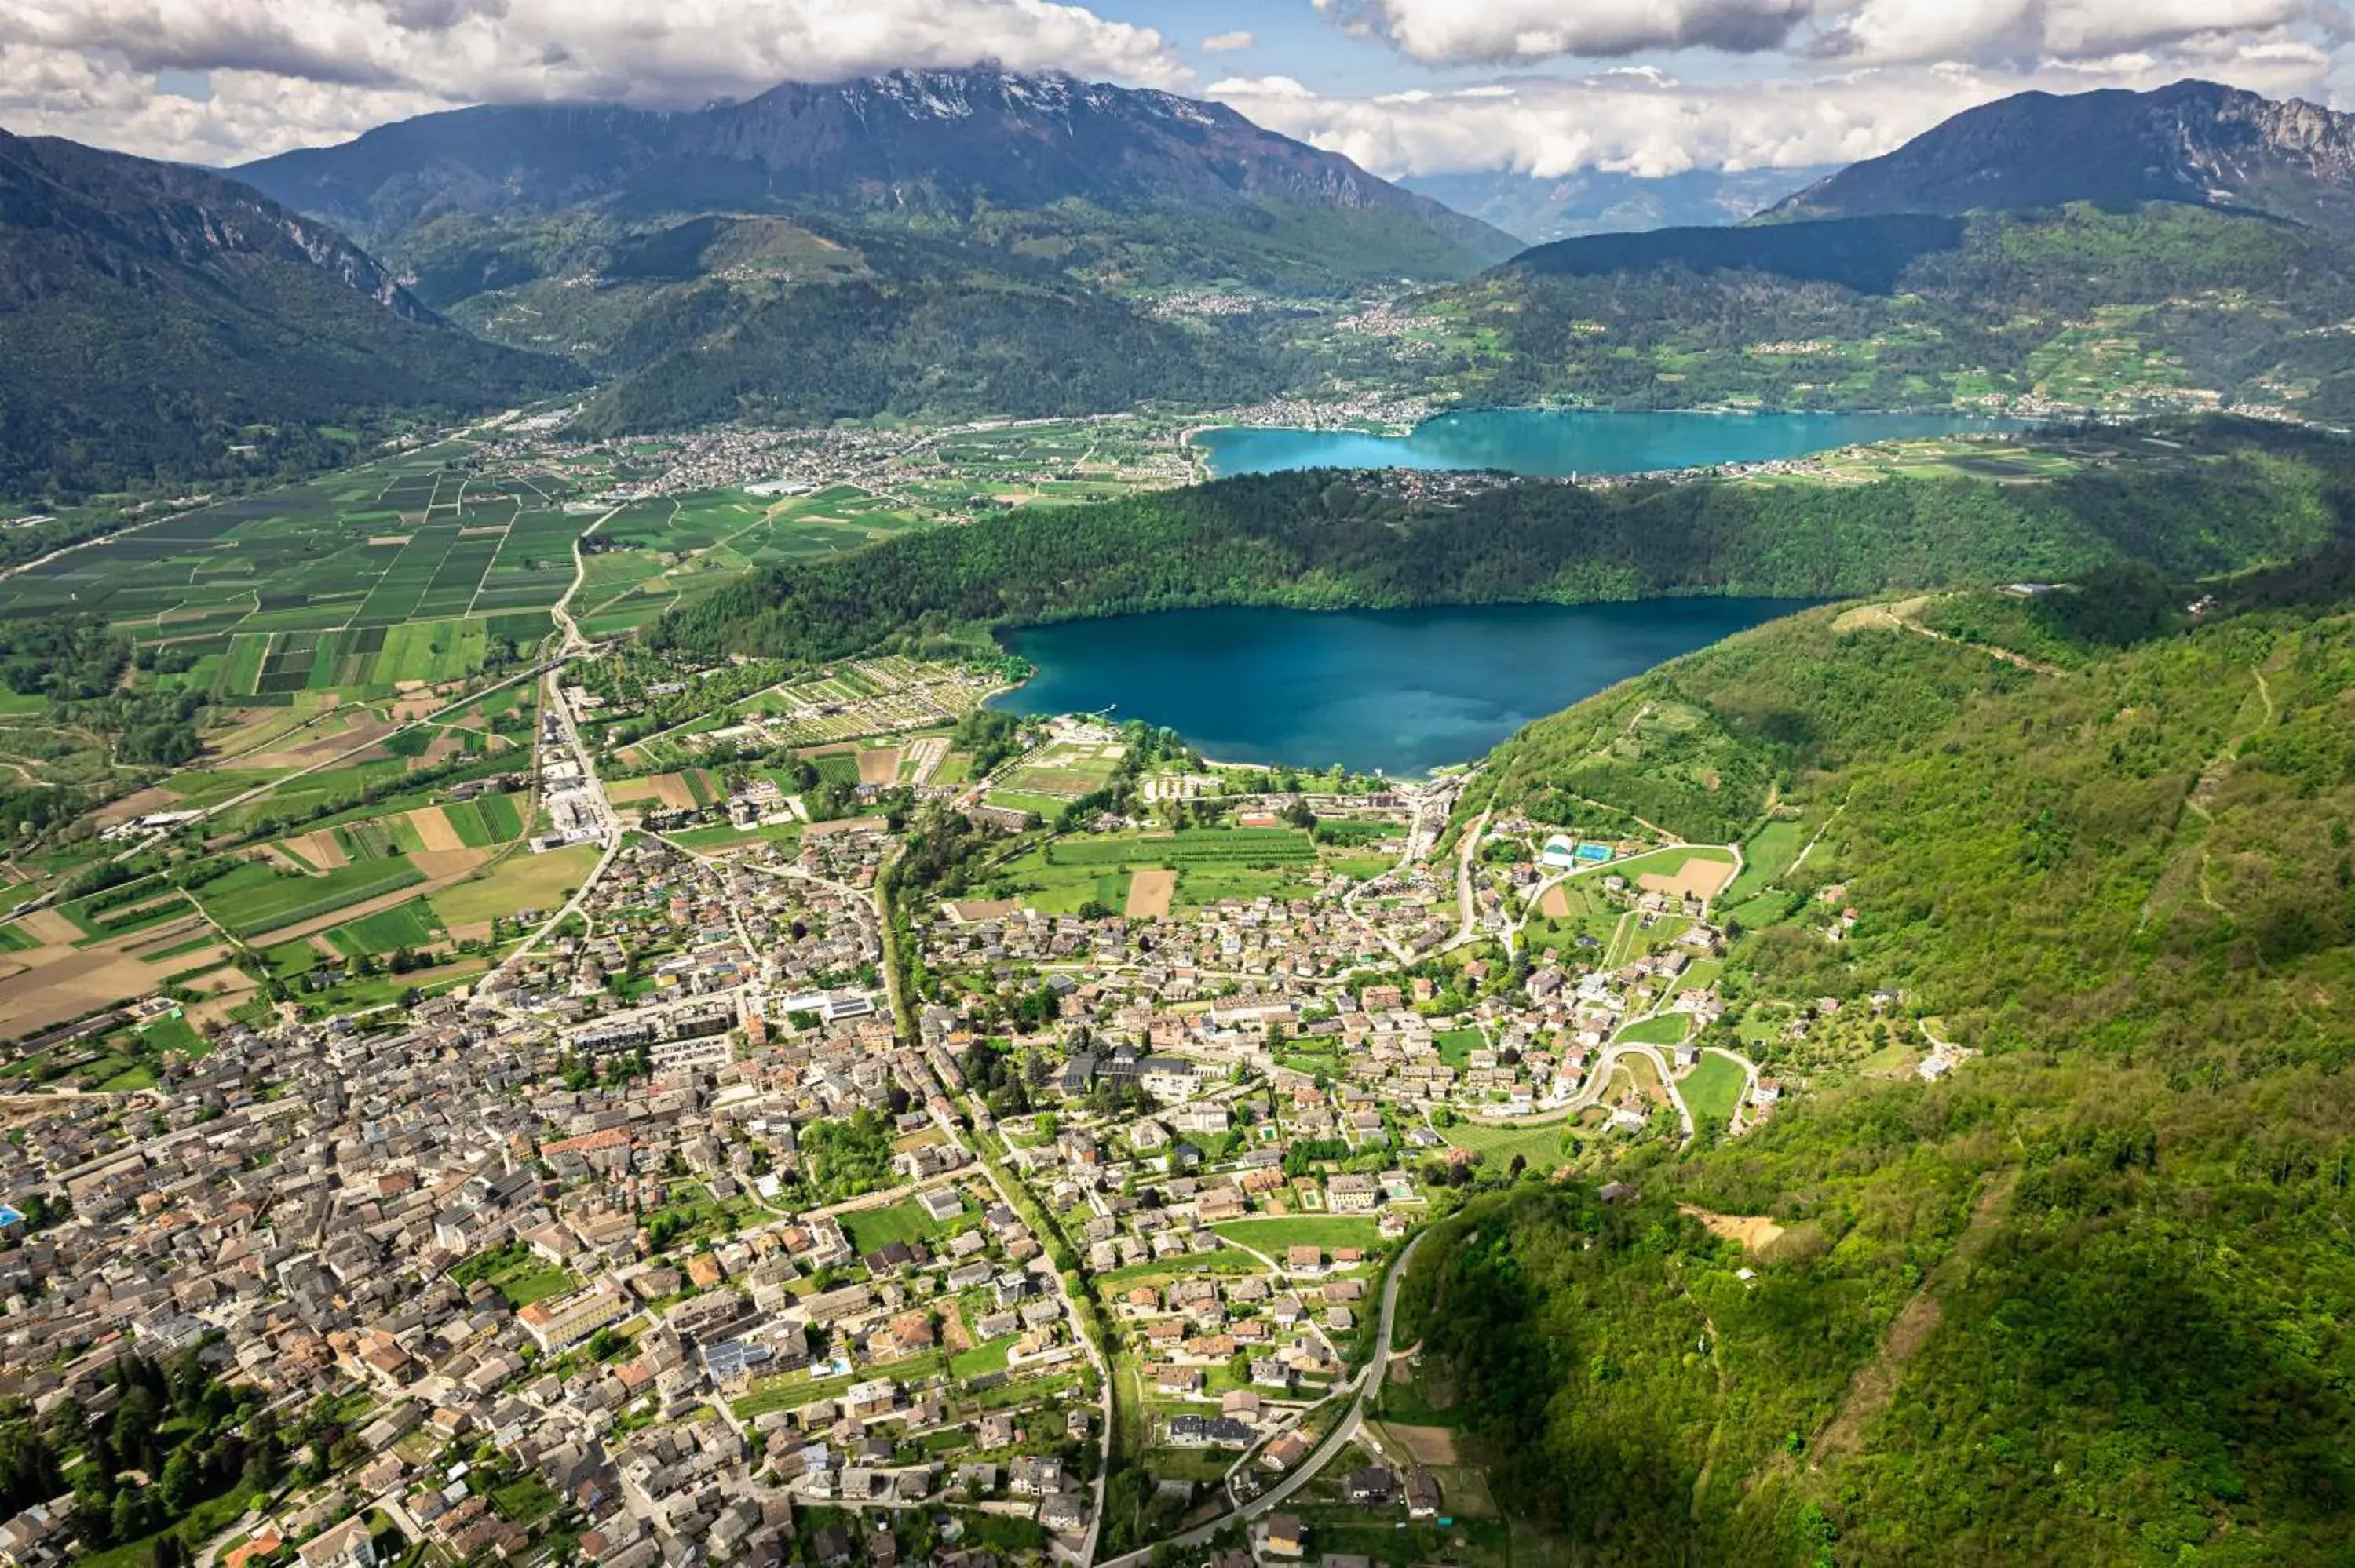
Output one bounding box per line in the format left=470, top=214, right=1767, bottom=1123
left=0, top=614, right=1900, bottom=1568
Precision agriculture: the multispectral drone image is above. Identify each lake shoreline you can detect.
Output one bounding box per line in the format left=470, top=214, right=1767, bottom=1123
left=1192, top=407, right=2028, bottom=481
left=988, top=597, right=1819, bottom=778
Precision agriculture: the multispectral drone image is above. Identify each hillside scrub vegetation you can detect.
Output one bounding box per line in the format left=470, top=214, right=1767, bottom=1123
left=1411, top=559, right=2355, bottom=1563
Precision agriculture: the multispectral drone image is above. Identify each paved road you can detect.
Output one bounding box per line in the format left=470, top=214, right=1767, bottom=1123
left=1455, top=1033, right=1702, bottom=1142
left=1097, top=1231, right=1426, bottom=1568
left=1451, top=810, right=1490, bottom=946
left=485, top=667, right=622, bottom=992
left=550, top=503, right=623, bottom=655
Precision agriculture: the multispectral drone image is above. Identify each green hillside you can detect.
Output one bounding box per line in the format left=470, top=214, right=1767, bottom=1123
left=1413, top=561, right=2355, bottom=1564
left=1446, top=202, right=2355, bottom=421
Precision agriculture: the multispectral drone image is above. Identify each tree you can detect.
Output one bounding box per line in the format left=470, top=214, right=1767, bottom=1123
left=157, top=1451, right=198, bottom=1515
left=110, top=1487, right=148, bottom=1546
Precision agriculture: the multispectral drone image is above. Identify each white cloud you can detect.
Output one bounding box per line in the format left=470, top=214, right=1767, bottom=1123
left=1814, top=0, right=2322, bottom=67
left=1312, top=0, right=1816, bottom=62
left=0, top=0, right=1188, bottom=161
left=1200, top=30, right=1254, bottom=53
left=1210, top=50, right=2342, bottom=180
left=1315, top=0, right=2343, bottom=70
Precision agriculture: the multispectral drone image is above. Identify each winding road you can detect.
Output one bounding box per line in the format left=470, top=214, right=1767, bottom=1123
left=1097, top=1231, right=1426, bottom=1568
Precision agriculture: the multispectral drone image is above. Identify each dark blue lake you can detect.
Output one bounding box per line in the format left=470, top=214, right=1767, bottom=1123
left=993, top=600, right=1813, bottom=775
left=1197, top=408, right=2021, bottom=479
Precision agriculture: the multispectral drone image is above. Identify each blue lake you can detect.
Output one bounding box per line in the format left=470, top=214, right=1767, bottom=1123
left=993, top=600, right=1813, bottom=776
left=1197, top=408, right=2021, bottom=479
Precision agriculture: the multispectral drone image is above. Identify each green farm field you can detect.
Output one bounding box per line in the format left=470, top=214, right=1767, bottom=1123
left=1722, top=818, right=1809, bottom=905
left=1444, top=1120, right=1570, bottom=1169
left=325, top=898, right=447, bottom=957
left=1615, top=1012, right=1693, bottom=1046
left=195, top=857, right=426, bottom=938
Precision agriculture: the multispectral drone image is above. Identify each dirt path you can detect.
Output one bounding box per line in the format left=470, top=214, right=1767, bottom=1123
left=1812, top=1169, right=2017, bottom=1464
left=1835, top=597, right=2065, bottom=676
left=1678, top=1204, right=1786, bottom=1252
left=2144, top=665, right=2282, bottom=935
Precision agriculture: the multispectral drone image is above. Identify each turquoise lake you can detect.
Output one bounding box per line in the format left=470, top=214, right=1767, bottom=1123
left=993, top=600, right=1813, bottom=776
left=1197, top=408, right=2020, bottom=478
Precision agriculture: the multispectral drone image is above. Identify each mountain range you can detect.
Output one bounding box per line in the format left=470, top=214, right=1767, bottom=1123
left=227, top=67, right=1521, bottom=438
left=16, top=72, right=2355, bottom=497
left=239, top=67, right=1513, bottom=274
left=1442, top=79, right=2355, bottom=421
left=0, top=126, right=573, bottom=498
left=1767, top=78, right=2355, bottom=237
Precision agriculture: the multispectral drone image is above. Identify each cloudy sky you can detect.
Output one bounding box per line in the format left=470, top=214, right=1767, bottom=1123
left=0, top=0, right=2344, bottom=176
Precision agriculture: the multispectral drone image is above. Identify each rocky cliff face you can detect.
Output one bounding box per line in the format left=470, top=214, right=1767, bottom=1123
left=0, top=126, right=433, bottom=319
left=1767, top=80, right=2355, bottom=236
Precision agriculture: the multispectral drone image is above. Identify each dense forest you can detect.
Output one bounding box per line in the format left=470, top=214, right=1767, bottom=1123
left=654, top=419, right=2353, bottom=661
left=1410, top=548, right=2355, bottom=1563
left=0, top=614, right=126, bottom=702
left=1451, top=202, right=2355, bottom=419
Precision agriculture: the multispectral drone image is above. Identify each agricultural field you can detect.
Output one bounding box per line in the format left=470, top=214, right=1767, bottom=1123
left=1722, top=817, right=1809, bottom=905
left=430, top=844, right=603, bottom=937
left=0, top=448, right=579, bottom=699
left=990, top=741, right=1126, bottom=804
left=323, top=898, right=448, bottom=958
left=721, top=658, right=1004, bottom=750
left=1521, top=877, right=1620, bottom=957
left=1444, top=1119, right=1571, bottom=1170
left=193, top=856, right=429, bottom=939
left=988, top=828, right=1322, bottom=913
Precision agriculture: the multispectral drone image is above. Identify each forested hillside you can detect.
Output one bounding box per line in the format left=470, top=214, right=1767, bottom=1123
left=1448, top=202, right=2355, bottom=419
left=0, top=129, right=577, bottom=499
left=1414, top=560, right=2355, bottom=1564
left=563, top=228, right=1283, bottom=434
left=654, top=421, right=2351, bottom=661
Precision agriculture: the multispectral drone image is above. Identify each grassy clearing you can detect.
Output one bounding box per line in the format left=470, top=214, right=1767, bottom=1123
left=452, top=1242, right=580, bottom=1308
left=1615, top=1012, right=1693, bottom=1046
left=842, top=1196, right=961, bottom=1253
left=1435, top=1027, right=1488, bottom=1068
left=431, top=844, right=601, bottom=928
left=1724, top=818, right=1809, bottom=904
left=1682, top=1051, right=1749, bottom=1133
left=1210, top=1217, right=1383, bottom=1255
